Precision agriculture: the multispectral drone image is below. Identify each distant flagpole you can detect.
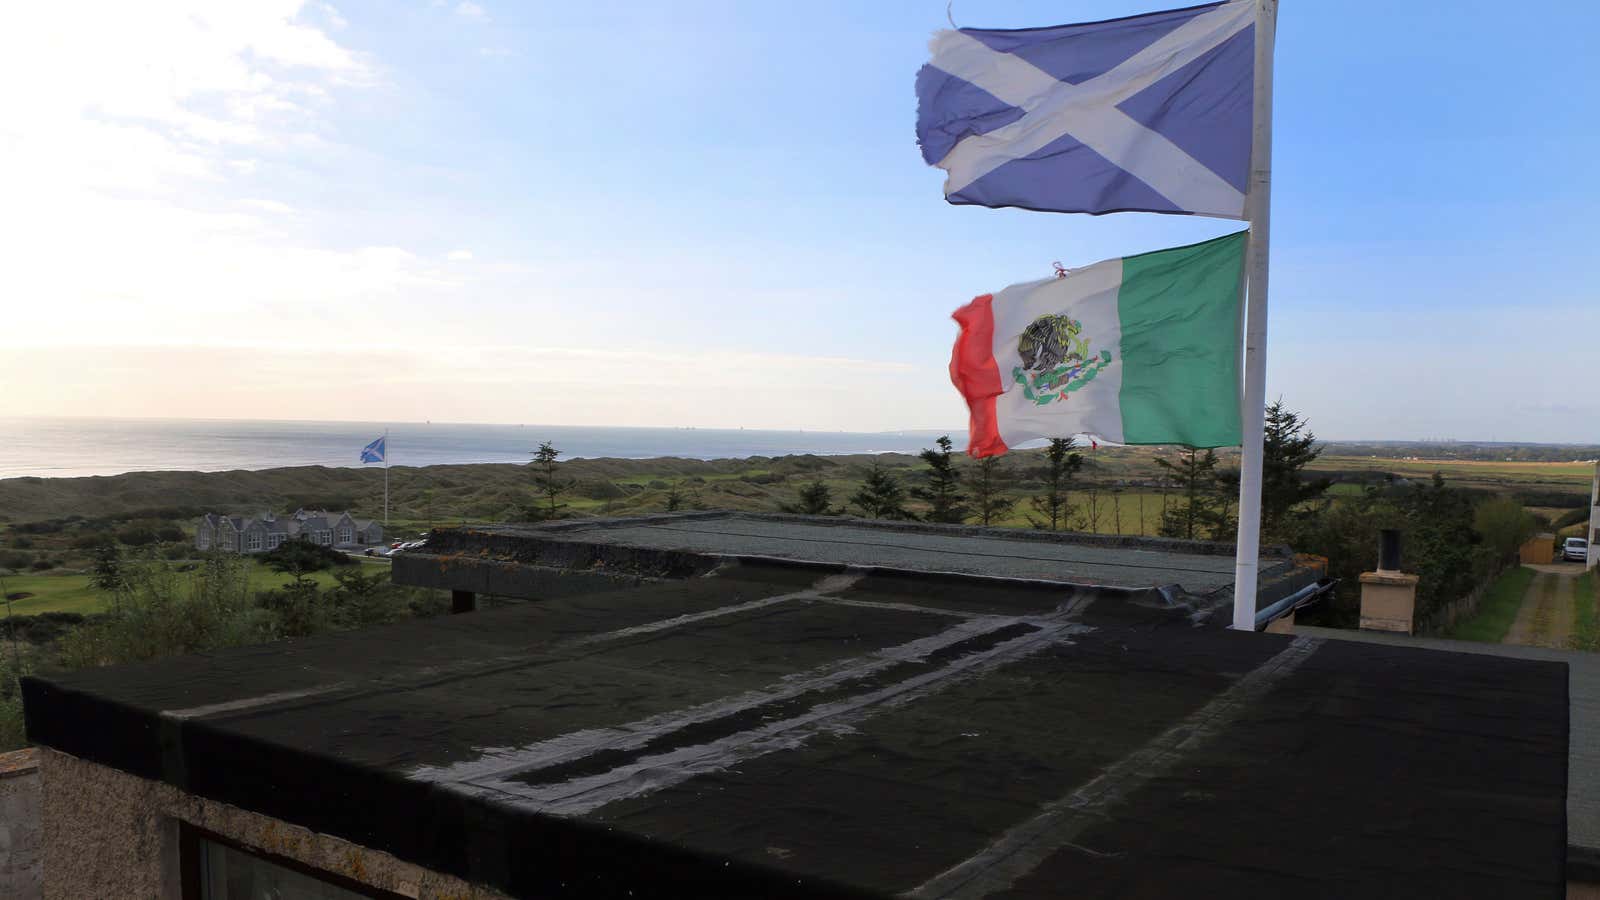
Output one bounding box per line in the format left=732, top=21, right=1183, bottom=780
left=1232, top=0, right=1278, bottom=631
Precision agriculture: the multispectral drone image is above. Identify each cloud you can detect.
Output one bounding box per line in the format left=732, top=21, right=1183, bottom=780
left=455, top=1, right=488, bottom=22
left=0, top=344, right=943, bottom=431
left=446, top=249, right=474, bottom=262
left=242, top=198, right=296, bottom=214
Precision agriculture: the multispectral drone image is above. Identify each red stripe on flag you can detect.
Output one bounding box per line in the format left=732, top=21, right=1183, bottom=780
left=949, top=294, right=1008, bottom=458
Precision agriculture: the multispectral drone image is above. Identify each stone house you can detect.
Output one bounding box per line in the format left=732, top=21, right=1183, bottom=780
left=195, top=509, right=383, bottom=554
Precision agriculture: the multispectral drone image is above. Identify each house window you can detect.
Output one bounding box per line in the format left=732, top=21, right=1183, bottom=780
left=338, top=527, right=352, bottom=543
left=268, top=534, right=281, bottom=548
left=182, top=826, right=403, bottom=899
left=198, top=533, right=210, bottom=550
left=247, top=533, right=262, bottom=551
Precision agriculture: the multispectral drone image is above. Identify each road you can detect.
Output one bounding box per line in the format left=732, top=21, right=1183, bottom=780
left=1505, top=562, right=1584, bottom=649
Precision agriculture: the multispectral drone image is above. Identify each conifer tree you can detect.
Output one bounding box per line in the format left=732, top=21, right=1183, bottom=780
left=528, top=441, right=571, bottom=520
left=784, top=479, right=838, bottom=516
left=1261, top=399, right=1331, bottom=540
left=1156, top=448, right=1221, bottom=540
left=1028, top=438, right=1082, bottom=530
left=969, top=456, right=1014, bottom=526
left=850, top=464, right=914, bottom=520
left=911, top=435, right=968, bottom=523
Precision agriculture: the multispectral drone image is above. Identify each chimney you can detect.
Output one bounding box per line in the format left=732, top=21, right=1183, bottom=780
left=1360, top=529, right=1419, bottom=634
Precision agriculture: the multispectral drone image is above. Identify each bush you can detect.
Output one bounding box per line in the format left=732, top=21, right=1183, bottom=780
left=1296, top=476, right=1515, bottom=628
left=157, top=525, right=185, bottom=542
left=1474, top=496, right=1537, bottom=561
left=7, top=536, right=33, bottom=550
left=116, top=527, right=158, bottom=546
left=260, top=540, right=353, bottom=574
left=574, top=479, right=626, bottom=500
left=1556, top=507, right=1590, bottom=529
left=56, top=553, right=275, bottom=669
left=0, top=651, right=32, bottom=752
left=0, top=612, right=89, bottom=645
left=0, top=551, right=32, bottom=571
left=29, top=559, right=52, bottom=571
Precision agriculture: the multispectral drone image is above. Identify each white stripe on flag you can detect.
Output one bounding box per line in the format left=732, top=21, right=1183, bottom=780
left=929, top=0, right=1252, bottom=216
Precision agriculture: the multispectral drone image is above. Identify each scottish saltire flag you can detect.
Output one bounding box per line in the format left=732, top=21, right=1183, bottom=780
left=916, top=0, right=1255, bottom=218
left=360, top=436, right=386, bottom=464
left=950, top=232, right=1246, bottom=457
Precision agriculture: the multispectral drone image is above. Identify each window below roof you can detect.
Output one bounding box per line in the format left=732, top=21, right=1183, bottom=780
left=184, top=828, right=403, bottom=900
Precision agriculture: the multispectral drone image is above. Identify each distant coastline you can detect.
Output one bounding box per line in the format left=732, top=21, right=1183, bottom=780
left=0, top=417, right=965, bottom=480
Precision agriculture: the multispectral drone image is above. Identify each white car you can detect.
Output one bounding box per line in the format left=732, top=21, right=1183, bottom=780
left=1564, top=537, right=1588, bottom=562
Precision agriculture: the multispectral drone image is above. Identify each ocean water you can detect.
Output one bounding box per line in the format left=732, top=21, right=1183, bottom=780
left=0, top=417, right=963, bottom=480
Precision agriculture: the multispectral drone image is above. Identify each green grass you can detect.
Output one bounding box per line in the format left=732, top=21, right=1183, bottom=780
left=1575, top=570, right=1598, bottom=653
left=0, top=572, right=105, bottom=616
left=1445, top=565, right=1538, bottom=643
left=0, top=558, right=391, bottom=617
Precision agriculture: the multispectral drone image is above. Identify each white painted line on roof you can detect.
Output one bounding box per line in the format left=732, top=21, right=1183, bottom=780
left=160, top=572, right=862, bottom=722
left=408, top=606, right=1065, bottom=787
left=816, top=596, right=987, bottom=619
left=162, top=685, right=344, bottom=721
left=568, top=572, right=862, bottom=647
left=463, top=609, right=1093, bottom=816
left=908, top=636, right=1325, bottom=900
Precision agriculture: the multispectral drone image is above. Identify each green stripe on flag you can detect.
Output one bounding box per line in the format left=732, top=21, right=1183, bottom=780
left=1117, top=231, right=1247, bottom=448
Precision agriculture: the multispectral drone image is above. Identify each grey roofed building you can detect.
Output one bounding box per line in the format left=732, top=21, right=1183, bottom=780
left=195, top=508, right=383, bottom=554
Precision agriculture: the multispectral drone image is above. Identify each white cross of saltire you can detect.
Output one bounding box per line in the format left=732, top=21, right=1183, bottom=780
left=360, top=436, right=386, bottom=464
left=916, top=0, right=1254, bottom=218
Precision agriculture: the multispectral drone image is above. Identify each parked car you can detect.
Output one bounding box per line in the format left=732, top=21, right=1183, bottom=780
left=1564, top=537, right=1589, bottom=562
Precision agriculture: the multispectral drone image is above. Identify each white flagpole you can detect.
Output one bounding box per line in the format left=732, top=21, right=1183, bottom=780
left=1232, top=0, right=1277, bottom=632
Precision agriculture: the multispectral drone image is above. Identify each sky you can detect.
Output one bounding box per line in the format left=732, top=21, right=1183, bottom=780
left=1, top=0, right=1597, bottom=441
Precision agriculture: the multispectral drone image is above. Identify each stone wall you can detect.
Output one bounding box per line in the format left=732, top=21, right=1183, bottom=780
left=0, top=748, right=41, bottom=900
left=37, top=748, right=509, bottom=899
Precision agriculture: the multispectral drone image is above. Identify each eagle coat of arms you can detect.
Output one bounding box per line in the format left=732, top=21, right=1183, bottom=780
left=1012, top=314, right=1113, bottom=406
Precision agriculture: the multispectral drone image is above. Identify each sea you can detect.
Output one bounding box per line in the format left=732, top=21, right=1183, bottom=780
left=0, top=417, right=966, bottom=480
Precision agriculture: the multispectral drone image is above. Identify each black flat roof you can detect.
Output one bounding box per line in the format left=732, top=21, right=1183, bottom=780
left=24, top=563, right=1568, bottom=898
left=395, top=512, right=1300, bottom=598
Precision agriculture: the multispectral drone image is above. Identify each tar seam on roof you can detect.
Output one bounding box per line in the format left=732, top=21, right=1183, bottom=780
left=909, top=635, right=1325, bottom=899
left=480, top=616, right=1089, bottom=817
left=407, top=606, right=1092, bottom=788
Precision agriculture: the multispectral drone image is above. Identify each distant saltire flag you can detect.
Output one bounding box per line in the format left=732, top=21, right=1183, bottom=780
left=950, top=231, right=1246, bottom=457
left=915, top=0, right=1255, bottom=219
left=360, top=436, right=386, bottom=464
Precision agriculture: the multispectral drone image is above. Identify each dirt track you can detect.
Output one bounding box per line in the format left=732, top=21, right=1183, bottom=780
left=1504, top=563, right=1582, bottom=649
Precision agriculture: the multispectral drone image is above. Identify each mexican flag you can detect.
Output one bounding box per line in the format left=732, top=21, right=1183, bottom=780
left=950, top=231, right=1247, bottom=457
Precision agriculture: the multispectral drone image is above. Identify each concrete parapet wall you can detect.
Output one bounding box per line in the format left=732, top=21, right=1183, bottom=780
left=37, top=748, right=508, bottom=900
left=0, top=748, right=41, bottom=900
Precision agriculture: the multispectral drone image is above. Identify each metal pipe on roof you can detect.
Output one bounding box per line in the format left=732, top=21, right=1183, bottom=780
left=1254, top=578, right=1336, bottom=631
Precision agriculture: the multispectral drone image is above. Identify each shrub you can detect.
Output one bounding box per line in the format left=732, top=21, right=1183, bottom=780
left=0, top=551, right=32, bottom=571
left=157, top=525, right=185, bottom=542
left=1473, top=496, right=1537, bottom=561
left=56, top=553, right=274, bottom=669
left=574, top=479, right=626, bottom=500
left=7, top=536, right=33, bottom=550
left=260, top=540, right=352, bottom=574
left=29, top=559, right=52, bottom=571
left=116, top=527, right=158, bottom=546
